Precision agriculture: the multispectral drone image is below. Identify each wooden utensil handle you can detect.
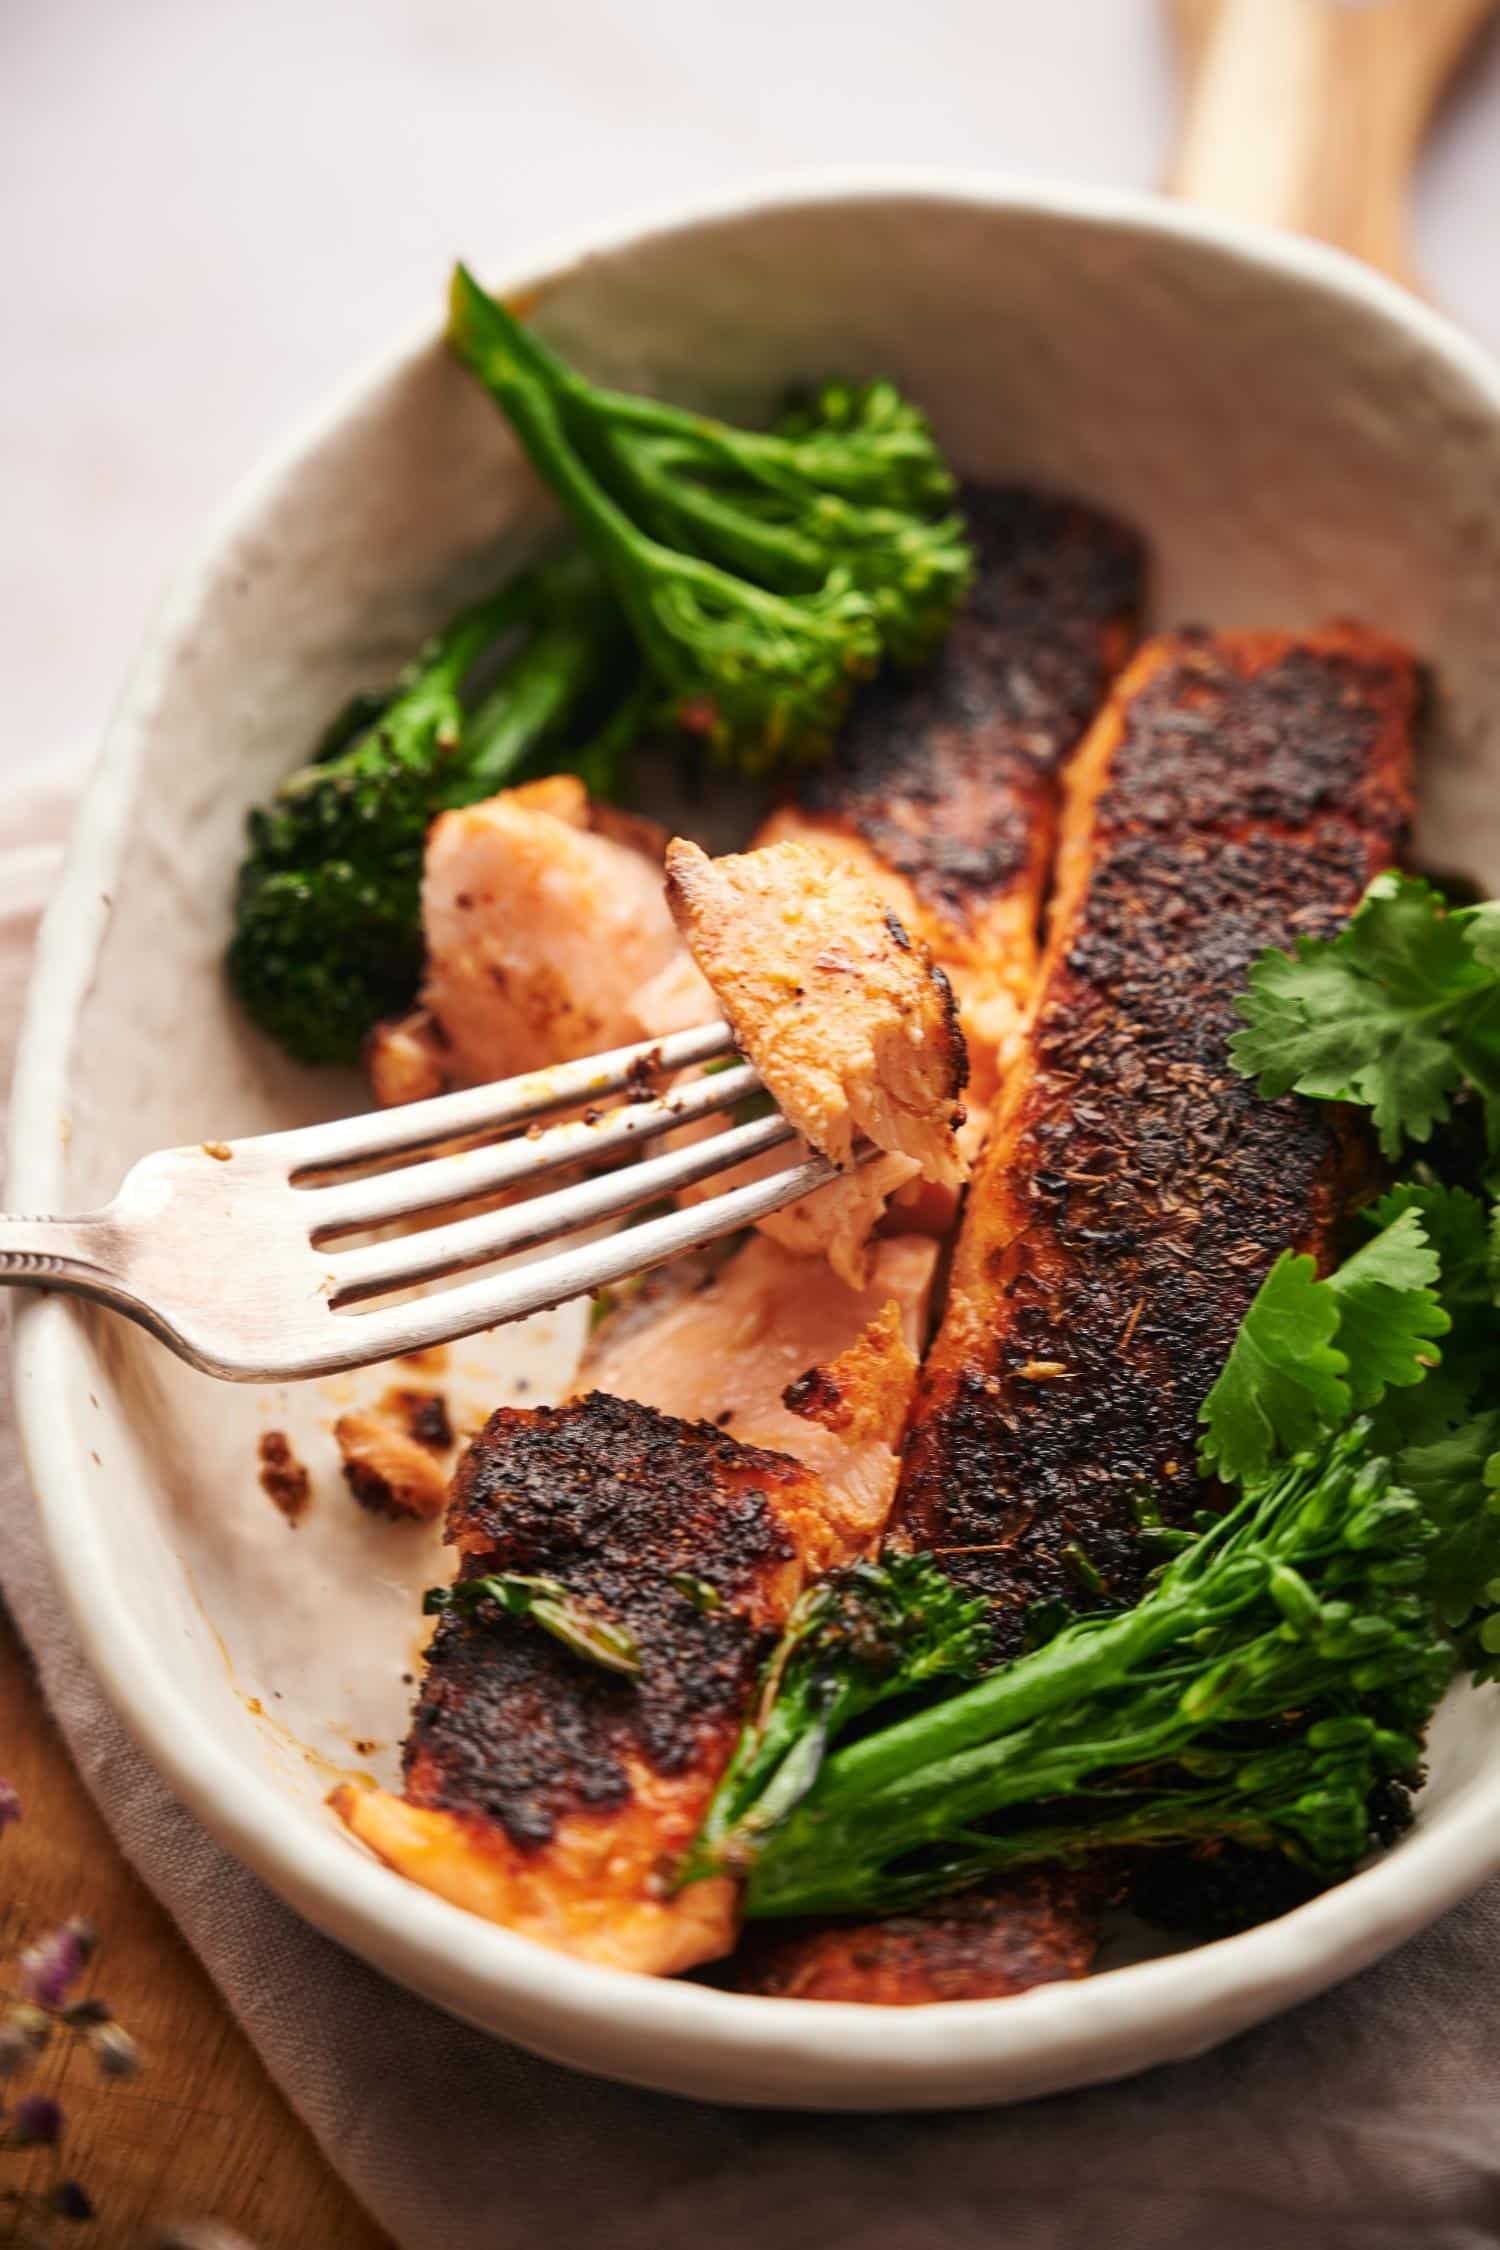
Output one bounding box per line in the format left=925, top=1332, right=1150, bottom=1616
left=1169, top=0, right=1496, bottom=286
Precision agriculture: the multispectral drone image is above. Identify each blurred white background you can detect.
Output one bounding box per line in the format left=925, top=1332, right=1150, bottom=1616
left=4, top=0, right=1499, bottom=780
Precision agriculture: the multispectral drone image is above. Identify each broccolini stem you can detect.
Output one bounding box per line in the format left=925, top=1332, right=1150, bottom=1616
left=448, top=267, right=655, bottom=570
left=559, top=673, right=654, bottom=798
left=748, top=1771, right=1362, bottom=1920
left=407, top=570, right=547, bottom=703
left=448, top=272, right=829, bottom=651
left=486, top=304, right=945, bottom=510
left=598, top=431, right=827, bottom=590
left=459, top=565, right=630, bottom=795
left=806, top=1592, right=1196, bottom=1816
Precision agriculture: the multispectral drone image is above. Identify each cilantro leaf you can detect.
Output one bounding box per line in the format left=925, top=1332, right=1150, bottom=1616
left=1230, top=874, right=1498, bottom=1158
left=1396, top=1411, right=1500, bottom=1673
left=1462, top=899, right=1500, bottom=973
left=1364, top=1182, right=1499, bottom=1447
left=1368, top=1180, right=1492, bottom=1310
left=1197, top=1252, right=1348, bottom=1484
left=1199, top=1211, right=1447, bottom=1485
left=1323, top=1206, right=1449, bottom=1410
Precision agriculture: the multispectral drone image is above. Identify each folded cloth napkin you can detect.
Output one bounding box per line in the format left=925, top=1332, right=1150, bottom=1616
left=5, top=785, right=1500, bottom=2250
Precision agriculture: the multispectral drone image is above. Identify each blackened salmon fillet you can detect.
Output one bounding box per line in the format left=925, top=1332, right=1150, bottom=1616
left=746, top=624, right=1417, bottom=2006
left=736, top=489, right=1144, bottom=2002
left=896, top=623, right=1418, bottom=1647
left=334, top=1395, right=826, bottom=1973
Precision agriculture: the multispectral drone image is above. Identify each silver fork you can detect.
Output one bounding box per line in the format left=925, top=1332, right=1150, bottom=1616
left=0, top=1023, right=870, bottom=1381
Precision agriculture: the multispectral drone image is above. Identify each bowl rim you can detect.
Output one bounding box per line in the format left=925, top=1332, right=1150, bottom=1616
left=13, top=166, right=1500, bottom=2106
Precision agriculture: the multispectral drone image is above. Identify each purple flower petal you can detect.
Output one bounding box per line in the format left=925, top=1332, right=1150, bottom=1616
left=0, top=1778, right=20, bottom=1831
left=11, top=2091, right=63, bottom=2147
left=16, top=1918, right=97, bottom=2008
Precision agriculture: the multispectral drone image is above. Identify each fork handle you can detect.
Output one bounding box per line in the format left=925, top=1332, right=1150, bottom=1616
left=0, top=1212, right=138, bottom=1310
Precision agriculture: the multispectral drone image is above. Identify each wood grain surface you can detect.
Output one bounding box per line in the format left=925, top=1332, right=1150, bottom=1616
left=0, top=1604, right=393, bottom=2250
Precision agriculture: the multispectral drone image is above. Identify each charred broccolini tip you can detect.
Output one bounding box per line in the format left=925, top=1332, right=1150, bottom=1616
left=445, top=263, right=972, bottom=775
left=686, top=1424, right=1461, bottom=1922
left=227, top=550, right=634, bottom=1067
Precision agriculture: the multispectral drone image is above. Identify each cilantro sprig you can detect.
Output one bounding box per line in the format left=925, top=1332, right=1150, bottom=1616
left=1197, top=1208, right=1448, bottom=1486
left=1230, top=873, right=1500, bottom=1158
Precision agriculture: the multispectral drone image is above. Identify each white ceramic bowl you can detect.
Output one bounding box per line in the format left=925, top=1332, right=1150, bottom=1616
left=14, top=175, right=1500, bottom=2110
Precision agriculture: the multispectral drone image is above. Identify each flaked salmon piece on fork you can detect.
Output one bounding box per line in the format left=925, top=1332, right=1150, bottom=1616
left=666, top=835, right=969, bottom=1191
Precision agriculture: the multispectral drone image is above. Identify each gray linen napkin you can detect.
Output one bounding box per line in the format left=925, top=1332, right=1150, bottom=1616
left=4, top=785, right=1500, bottom=2250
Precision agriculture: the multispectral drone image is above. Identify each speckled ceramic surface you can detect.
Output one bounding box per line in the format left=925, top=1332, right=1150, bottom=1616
left=12, top=177, right=1500, bottom=2108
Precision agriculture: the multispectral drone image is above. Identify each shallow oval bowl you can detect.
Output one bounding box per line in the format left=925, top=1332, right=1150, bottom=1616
left=13, top=174, right=1500, bottom=2108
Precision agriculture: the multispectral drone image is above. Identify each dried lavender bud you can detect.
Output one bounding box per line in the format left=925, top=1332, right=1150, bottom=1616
left=49, top=2178, right=95, bottom=2222
left=90, top=2020, right=141, bottom=2079
left=0, top=1777, right=20, bottom=1830
left=10, top=2091, right=63, bottom=2147
left=16, top=1918, right=97, bottom=2007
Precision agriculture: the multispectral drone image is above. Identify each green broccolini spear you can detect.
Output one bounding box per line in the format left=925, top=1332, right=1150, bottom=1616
left=684, top=1425, right=1455, bottom=1921
left=228, top=550, right=634, bottom=1067
left=445, top=263, right=972, bottom=773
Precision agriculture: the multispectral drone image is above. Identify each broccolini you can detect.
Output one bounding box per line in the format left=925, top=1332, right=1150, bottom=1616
left=446, top=263, right=972, bottom=774
left=228, top=551, right=632, bottom=1066
left=686, top=1424, right=1454, bottom=1920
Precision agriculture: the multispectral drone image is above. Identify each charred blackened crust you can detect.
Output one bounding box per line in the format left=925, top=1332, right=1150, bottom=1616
left=896, top=627, right=1419, bottom=1653
left=405, top=1394, right=803, bottom=1851
left=794, top=484, right=1146, bottom=926
left=731, top=1864, right=1110, bottom=2003
left=927, top=958, right=970, bottom=1103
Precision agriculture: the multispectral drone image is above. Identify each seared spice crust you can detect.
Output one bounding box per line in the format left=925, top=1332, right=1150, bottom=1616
left=795, top=485, right=1145, bottom=924
left=731, top=488, right=1146, bottom=2005
left=896, top=627, right=1418, bottom=1651
left=732, top=1866, right=1107, bottom=2003
left=405, top=1394, right=798, bottom=1851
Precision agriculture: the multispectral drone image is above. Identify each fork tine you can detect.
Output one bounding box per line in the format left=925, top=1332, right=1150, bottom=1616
left=301, top=1061, right=764, bottom=1238
left=326, top=1108, right=801, bottom=1303
left=337, top=1143, right=876, bottom=1364
left=265, top=1020, right=736, bottom=1176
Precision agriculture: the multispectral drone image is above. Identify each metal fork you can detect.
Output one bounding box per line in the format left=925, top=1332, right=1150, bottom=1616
left=1, top=1023, right=869, bottom=1381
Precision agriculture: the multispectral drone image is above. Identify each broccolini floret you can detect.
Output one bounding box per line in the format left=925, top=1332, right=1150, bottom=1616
left=685, top=1424, right=1458, bottom=1920
left=228, top=551, right=632, bottom=1067
left=445, top=263, right=972, bottom=774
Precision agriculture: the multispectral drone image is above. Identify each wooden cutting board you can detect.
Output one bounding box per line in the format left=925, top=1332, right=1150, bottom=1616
left=0, top=1605, right=393, bottom=2250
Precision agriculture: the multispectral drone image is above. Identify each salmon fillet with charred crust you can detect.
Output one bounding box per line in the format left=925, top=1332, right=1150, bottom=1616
left=896, top=624, right=1418, bottom=1648
left=758, top=485, right=1145, bottom=1100
left=665, top=836, right=969, bottom=1190
left=335, top=1236, right=937, bottom=1975
left=335, top=1397, right=803, bottom=1973
left=734, top=488, right=1144, bottom=2005
left=743, top=622, right=1418, bottom=2008
left=730, top=1866, right=1110, bottom=2003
